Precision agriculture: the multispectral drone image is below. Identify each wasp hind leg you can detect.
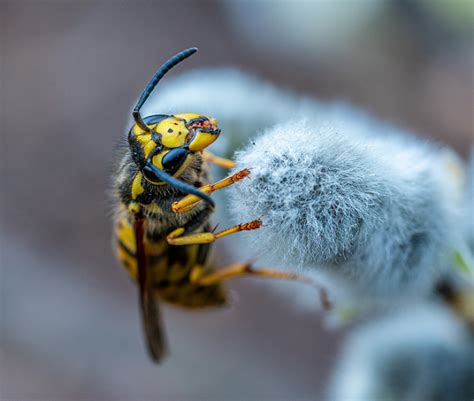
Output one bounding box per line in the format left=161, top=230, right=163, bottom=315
left=190, top=263, right=332, bottom=311
left=172, top=168, right=250, bottom=213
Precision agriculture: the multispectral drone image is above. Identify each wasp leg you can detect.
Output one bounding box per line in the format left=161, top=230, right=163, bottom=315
left=166, top=219, right=262, bottom=246
left=171, top=168, right=250, bottom=213
left=202, top=150, right=236, bottom=169
left=190, top=263, right=332, bottom=310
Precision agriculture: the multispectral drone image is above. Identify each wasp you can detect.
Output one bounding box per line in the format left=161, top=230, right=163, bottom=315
left=112, top=47, right=321, bottom=363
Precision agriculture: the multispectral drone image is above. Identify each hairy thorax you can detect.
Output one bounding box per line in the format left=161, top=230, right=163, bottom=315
left=114, top=150, right=212, bottom=235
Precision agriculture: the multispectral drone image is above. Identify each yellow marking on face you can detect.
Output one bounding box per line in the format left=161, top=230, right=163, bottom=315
left=133, top=123, right=156, bottom=137
left=174, top=113, right=203, bottom=121
left=143, top=140, right=158, bottom=159
left=151, top=151, right=165, bottom=170
left=132, top=172, right=145, bottom=199
left=135, top=132, right=151, bottom=146
left=133, top=124, right=145, bottom=136
left=188, top=130, right=219, bottom=152
left=133, top=124, right=160, bottom=158
left=155, top=118, right=188, bottom=148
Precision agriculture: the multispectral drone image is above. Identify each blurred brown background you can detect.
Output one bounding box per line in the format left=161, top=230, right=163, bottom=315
left=1, top=1, right=472, bottom=400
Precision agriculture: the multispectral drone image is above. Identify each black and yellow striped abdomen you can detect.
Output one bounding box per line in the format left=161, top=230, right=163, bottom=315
left=115, top=216, right=227, bottom=308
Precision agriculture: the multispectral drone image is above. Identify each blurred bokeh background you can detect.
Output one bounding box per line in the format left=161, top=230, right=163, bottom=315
left=1, top=1, right=473, bottom=400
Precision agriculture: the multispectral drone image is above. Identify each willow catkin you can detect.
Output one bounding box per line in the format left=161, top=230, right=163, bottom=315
left=229, top=107, right=461, bottom=299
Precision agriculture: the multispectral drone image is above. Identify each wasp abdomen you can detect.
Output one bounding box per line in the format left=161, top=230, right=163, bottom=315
left=115, top=216, right=226, bottom=308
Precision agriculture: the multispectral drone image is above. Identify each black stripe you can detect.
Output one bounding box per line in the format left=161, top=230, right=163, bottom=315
left=118, top=240, right=135, bottom=257
left=148, top=253, right=167, bottom=265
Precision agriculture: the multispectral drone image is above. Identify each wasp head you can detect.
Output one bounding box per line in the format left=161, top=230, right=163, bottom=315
left=128, top=113, right=220, bottom=179
left=126, top=47, right=217, bottom=206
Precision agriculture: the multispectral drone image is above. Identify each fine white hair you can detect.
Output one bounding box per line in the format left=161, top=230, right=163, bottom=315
left=229, top=109, right=460, bottom=300
left=328, top=304, right=474, bottom=401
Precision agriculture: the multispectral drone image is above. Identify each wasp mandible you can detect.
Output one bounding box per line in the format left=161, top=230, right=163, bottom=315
left=112, top=48, right=320, bottom=363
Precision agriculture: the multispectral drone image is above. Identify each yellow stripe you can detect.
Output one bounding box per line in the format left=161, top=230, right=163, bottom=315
left=151, top=257, right=170, bottom=282
left=144, top=236, right=168, bottom=256
left=168, top=262, right=190, bottom=282
left=116, top=247, right=138, bottom=280
left=115, top=219, right=136, bottom=253
left=151, top=151, right=165, bottom=170
left=188, top=130, right=218, bottom=152
left=143, top=140, right=157, bottom=158
left=131, top=172, right=145, bottom=199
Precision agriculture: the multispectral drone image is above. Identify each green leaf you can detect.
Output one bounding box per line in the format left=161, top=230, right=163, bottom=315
left=452, top=249, right=472, bottom=275
left=335, top=307, right=359, bottom=322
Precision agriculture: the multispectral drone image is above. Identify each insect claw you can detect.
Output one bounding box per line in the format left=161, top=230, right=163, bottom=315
left=240, top=219, right=262, bottom=231
left=234, top=168, right=251, bottom=181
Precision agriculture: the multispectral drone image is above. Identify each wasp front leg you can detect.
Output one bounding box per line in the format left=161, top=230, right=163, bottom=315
left=166, top=219, right=262, bottom=246
left=171, top=168, right=250, bottom=213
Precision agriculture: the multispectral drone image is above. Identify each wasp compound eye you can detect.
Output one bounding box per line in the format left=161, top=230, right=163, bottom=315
left=161, top=147, right=190, bottom=175
left=142, top=162, right=215, bottom=207
left=142, top=164, right=161, bottom=183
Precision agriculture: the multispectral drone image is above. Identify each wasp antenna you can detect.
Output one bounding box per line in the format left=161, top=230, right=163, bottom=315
left=143, top=163, right=215, bottom=207
left=133, top=47, right=198, bottom=131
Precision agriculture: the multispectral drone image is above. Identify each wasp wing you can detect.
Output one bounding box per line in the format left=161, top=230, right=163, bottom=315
left=134, top=215, right=167, bottom=363
left=139, top=279, right=167, bottom=363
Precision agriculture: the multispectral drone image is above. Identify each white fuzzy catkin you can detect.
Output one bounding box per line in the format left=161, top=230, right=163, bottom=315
left=229, top=106, right=461, bottom=299
left=328, top=305, right=474, bottom=401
